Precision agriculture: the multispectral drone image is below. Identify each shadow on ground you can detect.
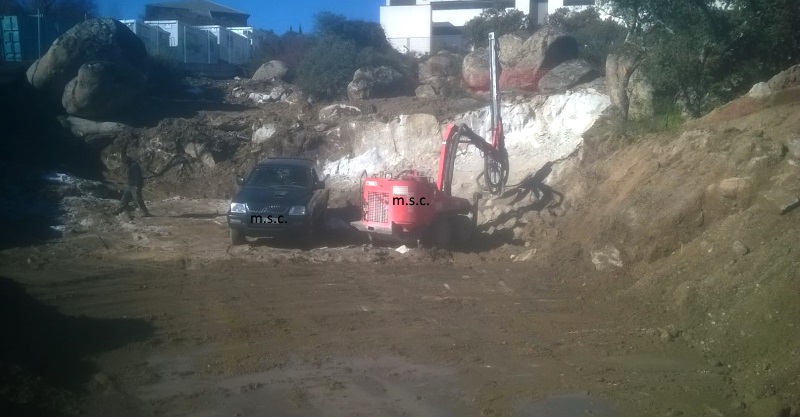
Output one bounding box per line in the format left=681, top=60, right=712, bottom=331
left=0, top=70, right=106, bottom=250
left=0, top=276, right=154, bottom=416
left=480, top=161, right=565, bottom=230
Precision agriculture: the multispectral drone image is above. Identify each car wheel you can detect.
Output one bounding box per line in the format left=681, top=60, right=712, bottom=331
left=317, top=208, right=329, bottom=232
left=230, top=228, right=245, bottom=245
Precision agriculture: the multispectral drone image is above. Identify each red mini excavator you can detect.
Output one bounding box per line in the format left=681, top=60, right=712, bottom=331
left=350, top=32, right=510, bottom=248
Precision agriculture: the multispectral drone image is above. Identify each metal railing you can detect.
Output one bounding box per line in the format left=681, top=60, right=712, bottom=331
left=387, top=36, right=431, bottom=54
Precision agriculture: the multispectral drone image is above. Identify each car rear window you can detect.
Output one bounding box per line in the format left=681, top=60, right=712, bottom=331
left=247, top=166, right=311, bottom=187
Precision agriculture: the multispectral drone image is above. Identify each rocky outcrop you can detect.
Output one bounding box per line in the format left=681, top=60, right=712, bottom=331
left=26, top=18, right=149, bottom=118
left=62, top=61, right=147, bottom=119
left=463, top=26, right=578, bottom=92
left=787, top=137, right=800, bottom=160
left=462, top=48, right=492, bottom=92
left=59, top=115, right=132, bottom=147
left=766, top=63, right=800, bottom=92
left=747, top=64, right=800, bottom=99
left=538, top=59, right=600, bottom=94
left=417, top=50, right=462, bottom=97
left=251, top=122, right=277, bottom=144
left=318, top=104, right=362, bottom=125
left=347, top=66, right=409, bottom=101
left=415, top=84, right=437, bottom=98
left=626, top=67, right=654, bottom=120
left=498, top=34, right=526, bottom=68
left=605, top=48, right=653, bottom=120
left=323, top=90, right=611, bottom=198
left=747, top=82, right=772, bottom=99
left=252, top=60, right=288, bottom=81
left=322, top=113, right=442, bottom=182
left=234, top=84, right=305, bottom=105
left=605, top=51, right=637, bottom=118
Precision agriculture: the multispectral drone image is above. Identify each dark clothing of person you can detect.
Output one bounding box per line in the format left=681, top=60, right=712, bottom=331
left=127, top=161, right=143, bottom=187
left=115, top=160, right=150, bottom=215
left=118, top=185, right=149, bottom=214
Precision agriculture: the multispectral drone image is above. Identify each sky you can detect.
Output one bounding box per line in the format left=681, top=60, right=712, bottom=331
left=96, top=0, right=384, bottom=34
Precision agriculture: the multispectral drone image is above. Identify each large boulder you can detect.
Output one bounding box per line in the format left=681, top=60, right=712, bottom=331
left=538, top=59, right=600, bottom=94
left=463, top=26, right=578, bottom=92
left=626, top=67, right=654, bottom=120
left=318, top=104, right=362, bottom=125
left=417, top=50, right=462, bottom=97
left=27, top=19, right=148, bottom=98
left=766, top=63, right=800, bottom=92
left=747, top=82, right=772, bottom=99
left=744, top=64, right=800, bottom=100
left=252, top=60, right=288, bottom=81
left=59, top=115, right=132, bottom=148
left=462, top=48, right=491, bottom=92
left=605, top=48, right=652, bottom=120
left=415, top=84, right=437, bottom=98
left=347, top=68, right=373, bottom=101
left=504, top=26, right=578, bottom=91
left=62, top=61, right=147, bottom=118
left=418, top=50, right=462, bottom=81
left=497, top=34, right=526, bottom=68
left=347, top=66, right=408, bottom=101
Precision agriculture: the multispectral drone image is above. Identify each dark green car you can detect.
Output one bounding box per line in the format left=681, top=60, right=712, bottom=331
left=227, top=158, right=330, bottom=247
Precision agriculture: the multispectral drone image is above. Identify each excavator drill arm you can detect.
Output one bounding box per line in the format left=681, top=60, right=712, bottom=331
left=436, top=32, right=509, bottom=196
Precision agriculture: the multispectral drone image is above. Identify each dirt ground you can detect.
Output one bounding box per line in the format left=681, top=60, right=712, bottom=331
left=1, top=77, right=799, bottom=417
left=0, top=208, right=744, bottom=417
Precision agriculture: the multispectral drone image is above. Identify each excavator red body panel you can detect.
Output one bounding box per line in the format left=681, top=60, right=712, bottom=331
left=352, top=172, right=471, bottom=243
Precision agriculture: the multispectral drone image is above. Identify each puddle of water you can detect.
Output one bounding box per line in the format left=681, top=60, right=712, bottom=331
left=517, top=394, right=616, bottom=417
left=137, top=354, right=473, bottom=417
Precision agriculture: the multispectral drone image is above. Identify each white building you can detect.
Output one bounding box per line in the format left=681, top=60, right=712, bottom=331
left=228, top=26, right=255, bottom=44
left=145, top=20, right=219, bottom=64
left=380, top=0, right=597, bottom=54
left=120, top=19, right=173, bottom=59
left=194, top=25, right=252, bottom=64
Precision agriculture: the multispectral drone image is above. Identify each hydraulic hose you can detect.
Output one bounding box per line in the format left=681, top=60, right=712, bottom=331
left=452, top=124, right=508, bottom=196
left=484, top=146, right=509, bottom=195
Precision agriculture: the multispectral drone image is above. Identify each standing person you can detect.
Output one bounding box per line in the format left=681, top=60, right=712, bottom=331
left=113, top=155, right=152, bottom=217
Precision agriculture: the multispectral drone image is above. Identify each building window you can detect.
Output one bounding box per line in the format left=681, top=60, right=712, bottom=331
left=432, top=25, right=462, bottom=36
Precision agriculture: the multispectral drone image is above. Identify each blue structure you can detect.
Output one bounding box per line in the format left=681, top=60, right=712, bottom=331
left=1, top=14, right=82, bottom=62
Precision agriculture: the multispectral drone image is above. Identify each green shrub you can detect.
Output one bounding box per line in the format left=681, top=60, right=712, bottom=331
left=295, top=36, right=359, bottom=100
left=313, top=11, right=391, bottom=50
left=462, top=8, right=534, bottom=49
left=547, top=7, right=626, bottom=71
left=245, top=30, right=314, bottom=81
left=599, top=0, right=800, bottom=118
left=294, top=12, right=418, bottom=101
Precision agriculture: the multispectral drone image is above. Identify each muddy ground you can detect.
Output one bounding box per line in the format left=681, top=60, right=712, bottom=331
left=1, top=74, right=799, bottom=417
left=0, top=207, right=744, bottom=417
